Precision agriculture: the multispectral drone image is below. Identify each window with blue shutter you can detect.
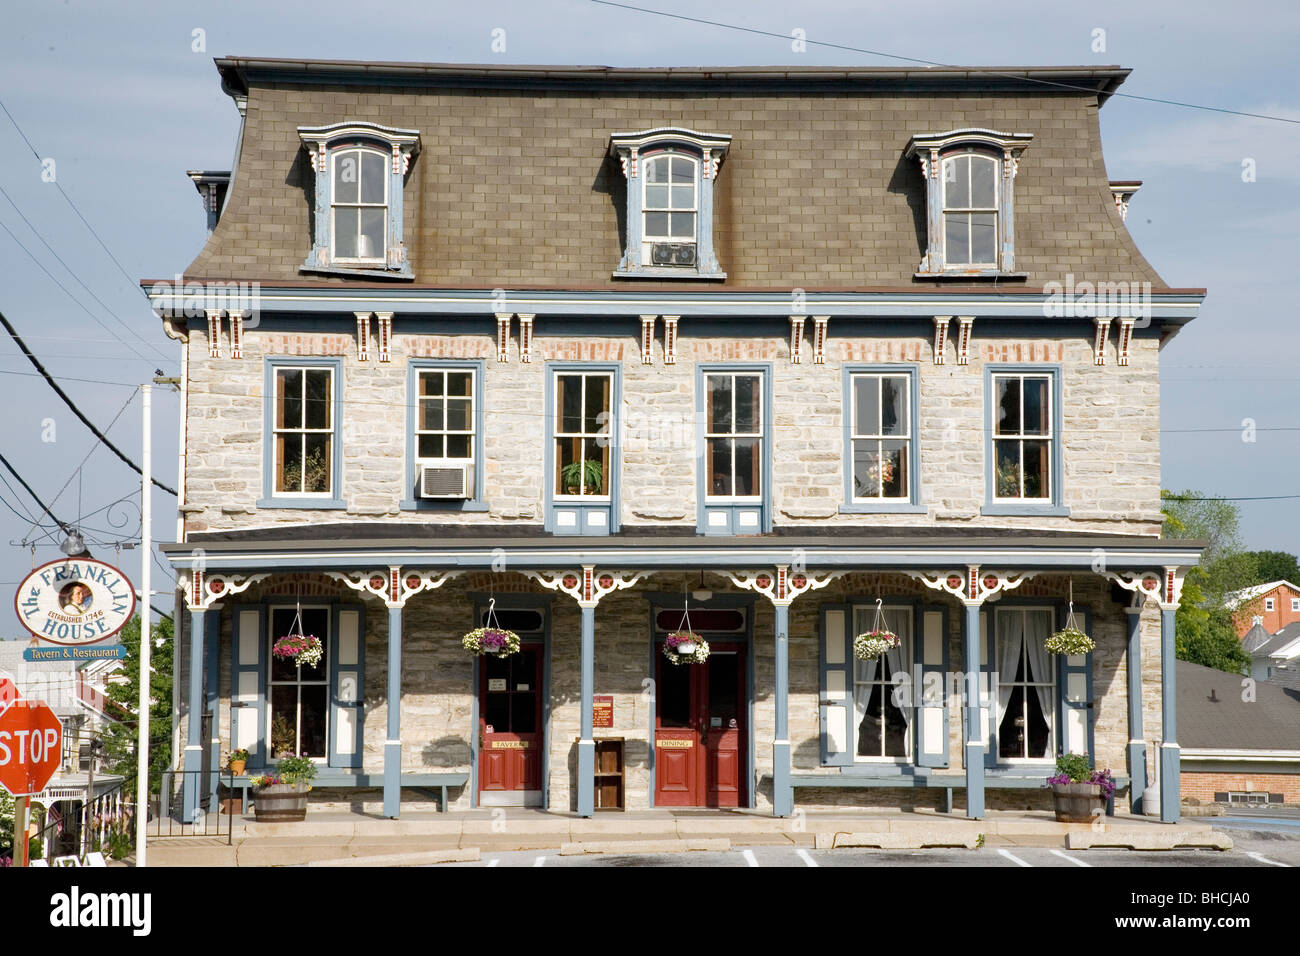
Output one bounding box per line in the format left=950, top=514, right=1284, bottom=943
left=329, top=605, right=366, bottom=769
left=819, top=605, right=853, bottom=766
left=230, top=606, right=267, bottom=768
left=914, top=606, right=950, bottom=768
left=1055, top=605, right=1094, bottom=762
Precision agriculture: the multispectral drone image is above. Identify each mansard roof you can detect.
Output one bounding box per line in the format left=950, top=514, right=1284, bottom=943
left=187, top=56, right=1168, bottom=291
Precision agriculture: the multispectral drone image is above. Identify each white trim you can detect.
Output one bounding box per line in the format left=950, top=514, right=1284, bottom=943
left=1181, top=748, right=1300, bottom=762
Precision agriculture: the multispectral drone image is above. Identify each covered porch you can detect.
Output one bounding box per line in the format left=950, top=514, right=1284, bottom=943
left=163, top=530, right=1201, bottom=825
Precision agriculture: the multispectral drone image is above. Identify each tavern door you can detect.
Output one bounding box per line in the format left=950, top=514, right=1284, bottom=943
left=654, top=642, right=746, bottom=807
left=478, top=646, right=543, bottom=806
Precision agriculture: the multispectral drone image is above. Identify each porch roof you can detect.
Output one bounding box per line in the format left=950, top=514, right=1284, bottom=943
left=161, top=526, right=1203, bottom=573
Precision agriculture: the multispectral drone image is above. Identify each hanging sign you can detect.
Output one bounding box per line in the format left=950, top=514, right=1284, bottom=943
left=14, top=558, right=136, bottom=653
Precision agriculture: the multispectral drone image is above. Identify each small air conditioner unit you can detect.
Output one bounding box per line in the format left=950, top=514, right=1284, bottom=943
left=651, top=242, right=697, bottom=266
left=419, top=463, right=473, bottom=499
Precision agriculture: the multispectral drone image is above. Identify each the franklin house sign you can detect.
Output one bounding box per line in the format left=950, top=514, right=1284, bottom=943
left=15, top=558, right=136, bottom=661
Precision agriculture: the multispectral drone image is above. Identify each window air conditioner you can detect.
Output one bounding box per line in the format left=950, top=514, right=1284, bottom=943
left=419, top=463, right=473, bottom=499
left=651, top=242, right=697, bottom=266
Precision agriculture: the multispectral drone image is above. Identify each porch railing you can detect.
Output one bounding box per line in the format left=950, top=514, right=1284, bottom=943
left=153, top=769, right=236, bottom=845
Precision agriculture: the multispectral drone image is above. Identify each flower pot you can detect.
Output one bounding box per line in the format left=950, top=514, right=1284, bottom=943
left=252, top=783, right=310, bottom=822
left=1051, top=782, right=1104, bottom=823
left=675, top=642, right=697, bottom=656
left=229, top=759, right=246, bottom=776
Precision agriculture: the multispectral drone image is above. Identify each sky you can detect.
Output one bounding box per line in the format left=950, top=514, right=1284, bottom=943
left=0, top=0, right=1297, bottom=634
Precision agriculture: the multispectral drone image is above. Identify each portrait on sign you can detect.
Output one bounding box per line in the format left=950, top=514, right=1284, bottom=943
left=13, top=558, right=135, bottom=649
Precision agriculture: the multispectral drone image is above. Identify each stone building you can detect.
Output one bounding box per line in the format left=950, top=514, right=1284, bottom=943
left=147, top=57, right=1204, bottom=822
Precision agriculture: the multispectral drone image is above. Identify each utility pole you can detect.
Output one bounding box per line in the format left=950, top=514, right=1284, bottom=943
left=136, top=383, right=152, bottom=867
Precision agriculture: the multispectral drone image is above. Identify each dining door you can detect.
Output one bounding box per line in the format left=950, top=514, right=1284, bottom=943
left=478, top=645, right=543, bottom=806
left=654, top=642, right=746, bottom=807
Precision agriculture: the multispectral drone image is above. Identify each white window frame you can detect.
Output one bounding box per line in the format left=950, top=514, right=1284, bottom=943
left=267, top=604, right=331, bottom=762
left=995, top=606, right=1056, bottom=764
left=272, top=366, right=335, bottom=498
left=941, top=150, right=1000, bottom=268
left=851, top=604, right=913, bottom=763
left=849, top=372, right=912, bottom=502
left=1265, top=597, right=1275, bottom=612
left=329, top=146, right=389, bottom=266
left=553, top=371, right=614, bottom=501
left=641, top=151, right=699, bottom=248
left=1290, top=598, right=1299, bottom=613
left=704, top=372, right=764, bottom=502
left=415, top=367, right=476, bottom=469
left=991, top=372, right=1054, bottom=502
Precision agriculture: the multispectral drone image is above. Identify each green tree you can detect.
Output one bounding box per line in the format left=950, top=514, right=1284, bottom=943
left=99, top=614, right=173, bottom=798
left=1241, top=550, right=1300, bottom=586
left=1162, top=490, right=1254, bottom=675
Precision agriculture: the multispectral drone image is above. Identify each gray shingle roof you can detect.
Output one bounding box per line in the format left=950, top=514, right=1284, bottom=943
left=1178, top=660, right=1300, bottom=751
left=1249, top=622, right=1300, bottom=660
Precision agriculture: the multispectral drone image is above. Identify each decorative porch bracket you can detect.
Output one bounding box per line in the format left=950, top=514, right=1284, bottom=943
left=524, top=567, right=652, bottom=817
left=325, top=567, right=463, bottom=818
left=906, top=567, right=1037, bottom=819
left=726, top=566, right=844, bottom=817
left=1101, top=567, right=1185, bottom=823
left=176, top=570, right=270, bottom=824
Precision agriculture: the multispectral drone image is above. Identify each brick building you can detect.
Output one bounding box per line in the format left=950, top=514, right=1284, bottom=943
left=1228, top=580, right=1300, bottom=637
left=147, top=58, right=1204, bottom=823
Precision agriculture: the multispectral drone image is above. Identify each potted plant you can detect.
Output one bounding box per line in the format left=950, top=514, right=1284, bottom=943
left=1047, top=753, right=1115, bottom=823
left=272, top=633, right=323, bottom=669
left=854, top=629, right=900, bottom=660
left=1046, top=626, right=1095, bottom=656
left=250, top=754, right=318, bottom=822
left=560, top=459, right=603, bottom=495
left=462, top=626, right=521, bottom=658
left=663, top=631, right=710, bottom=665
left=228, top=748, right=249, bottom=776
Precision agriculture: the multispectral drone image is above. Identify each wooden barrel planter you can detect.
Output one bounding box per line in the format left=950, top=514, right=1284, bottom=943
left=1051, top=782, right=1104, bottom=823
left=252, top=784, right=310, bottom=822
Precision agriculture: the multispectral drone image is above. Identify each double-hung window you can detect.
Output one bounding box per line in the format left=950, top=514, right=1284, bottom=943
left=906, top=128, right=1031, bottom=276
left=844, top=368, right=925, bottom=511
left=698, top=367, right=770, bottom=534
left=643, top=153, right=697, bottom=245
left=984, top=366, right=1066, bottom=516
left=262, top=359, right=344, bottom=508
left=298, top=122, right=420, bottom=278
left=546, top=365, right=619, bottom=534
left=403, top=361, right=485, bottom=510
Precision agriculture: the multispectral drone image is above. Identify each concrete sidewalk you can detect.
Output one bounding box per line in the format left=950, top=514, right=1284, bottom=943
left=143, top=807, right=1231, bottom=866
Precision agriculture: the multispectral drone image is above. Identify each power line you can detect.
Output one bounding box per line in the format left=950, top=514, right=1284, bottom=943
left=0, top=449, right=72, bottom=536
left=1163, top=493, right=1300, bottom=502
left=0, top=94, right=163, bottom=307
left=0, top=185, right=170, bottom=363
left=589, top=1, right=1300, bottom=126
left=0, top=310, right=176, bottom=497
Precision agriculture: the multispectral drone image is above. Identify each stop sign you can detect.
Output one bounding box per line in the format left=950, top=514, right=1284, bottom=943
left=0, top=700, right=62, bottom=796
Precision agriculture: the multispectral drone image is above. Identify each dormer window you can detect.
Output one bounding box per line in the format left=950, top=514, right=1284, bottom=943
left=609, top=127, right=730, bottom=279
left=906, top=128, right=1031, bottom=277
left=298, top=121, right=420, bottom=279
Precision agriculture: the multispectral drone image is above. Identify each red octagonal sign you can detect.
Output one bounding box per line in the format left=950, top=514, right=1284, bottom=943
left=0, top=700, right=62, bottom=797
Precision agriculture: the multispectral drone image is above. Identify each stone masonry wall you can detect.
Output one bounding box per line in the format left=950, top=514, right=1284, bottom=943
left=181, top=322, right=1163, bottom=535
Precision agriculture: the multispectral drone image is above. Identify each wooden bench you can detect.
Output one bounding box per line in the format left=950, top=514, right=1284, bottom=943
left=228, top=772, right=469, bottom=815
left=788, top=771, right=1130, bottom=816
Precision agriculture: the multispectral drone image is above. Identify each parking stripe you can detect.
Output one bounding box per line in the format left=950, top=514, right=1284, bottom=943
left=742, top=849, right=760, bottom=867
left=487, top=858, right=499, bottom=867
left=533, top=855, right=546, bottom=867
left=997, top=848, right=1033, bottom=867
left=1049, top=849, right=1091, bottom=867
left=1247, top=851, right=1290, bottom=867
left=796, top=849, right=819, bottom=867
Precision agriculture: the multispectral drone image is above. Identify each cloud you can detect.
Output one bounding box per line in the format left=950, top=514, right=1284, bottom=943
left=1113, top=105, right=1300, bottom=180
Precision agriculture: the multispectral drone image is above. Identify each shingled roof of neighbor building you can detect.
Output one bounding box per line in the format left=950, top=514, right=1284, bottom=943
left=185, top=57, right=1169, bottom=291
left=1178, top=660, right=1300, bottom=751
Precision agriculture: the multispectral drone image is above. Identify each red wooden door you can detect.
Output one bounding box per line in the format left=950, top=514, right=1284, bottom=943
left=479, top=647, right=542, bottom=801
left=654, top=644, right=745, bottom=807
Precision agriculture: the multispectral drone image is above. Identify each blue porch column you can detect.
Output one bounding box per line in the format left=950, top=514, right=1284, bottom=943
left=578, top=604, right=596, bottom=817
left=1126, top=604, right=1148, bottom=814
left=962, top=602, right=985, bottom=819
left=1159, top=606, right=1179, bottom=823
left=182, top=606, right=206, bottom=823
left=772, top=602, right=792, bottom=817
left=385, top=605, right=402, bottom=818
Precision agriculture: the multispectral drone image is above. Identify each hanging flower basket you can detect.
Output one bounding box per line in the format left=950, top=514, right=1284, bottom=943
left=853, top=630, right=900, bottom=660
left=1046, top=627, right=1095, bottom=656
left=272, top=634, right=323, bottom=669
left=663, top=631, right=710, bottom=665
left=462, top=627, right=521, bottom=658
